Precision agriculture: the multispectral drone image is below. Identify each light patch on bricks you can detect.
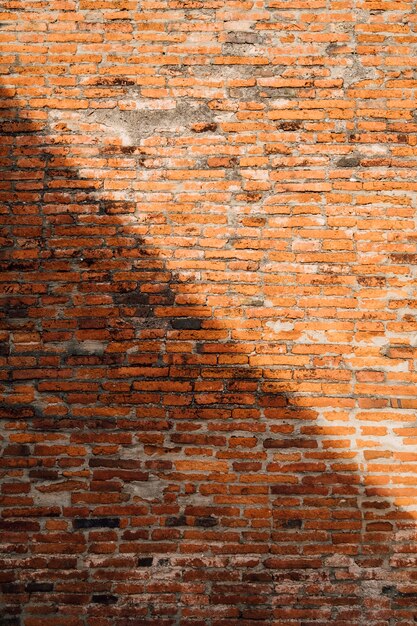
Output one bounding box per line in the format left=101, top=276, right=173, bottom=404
left=124, top=475, right=165, bottom=501
left=91, top=103, right=214, bottom=142
left=33, top=489, right=71, bottom=508
left=119, top=443, right=145, bottom=460
left=354, top=336, right=388, bottom=347
left=298, top=330, right=328, bottom=343
left=380, top=432, right=415, bottom=452
left=359, top=144, right=390, bottom=157
left=135, top=99, right=177, bottom=111
left=385, top=361, right=409, bottom=373
left=112, top=124, right=133, bottom=147
left=266, top=320, right=294, bottom=332
left=77, top=340, right=107, bottom=355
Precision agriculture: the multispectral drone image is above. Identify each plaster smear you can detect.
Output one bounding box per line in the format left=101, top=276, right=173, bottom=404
left=91, top=102, right=215, bottom=144
left=266, top=320, right=295, bottom=332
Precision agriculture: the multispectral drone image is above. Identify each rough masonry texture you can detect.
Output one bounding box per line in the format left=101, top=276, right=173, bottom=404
left=1, top=0, right=417, bottom=625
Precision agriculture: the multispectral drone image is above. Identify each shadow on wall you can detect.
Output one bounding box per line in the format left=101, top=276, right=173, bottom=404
left=0, top=86, right=416, bottom=626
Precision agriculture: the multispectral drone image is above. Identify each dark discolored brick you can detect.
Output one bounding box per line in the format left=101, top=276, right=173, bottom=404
left=138, top=557, right=154, bottom=567
left=73, top=518, right=120, bottom=529
left=336, top=155, right=361, bottom=168
left=25, top=583, right=53, bottom=593
left=170, top=318, right=202, bottom=330
left=165, top=515, right=187, bottom=527
left=92, top=594, right=118, bottom=605
left=195, top=516, right=218, bottom=527
left=282, top=519, right=302, bottom=529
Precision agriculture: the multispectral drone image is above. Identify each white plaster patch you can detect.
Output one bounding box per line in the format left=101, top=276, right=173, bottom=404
left=354, top=336, right=387, bottom=346
left=111, top=124, right=133, bottom=146
left=298, top=330, right=328, bottom=343
left=266, top=320, right=294, bottom=332
left=135, top=99, right=176, bottom=110
left=385, top=361, right=409, bottom=372
left=124, top=474, right=165, bottom=501
left=359, top=144, right=389, bottom=156
left=119, top=443, right=144, bottom=460
left=33, top=489, right=71, bottom=507
left=78, top=340, right=107, bottom=355
left=223, top=21, right=255, bottom=31
left=381, top=434, right=405, bottom=451
left=269, top=99, right=293, bottom=109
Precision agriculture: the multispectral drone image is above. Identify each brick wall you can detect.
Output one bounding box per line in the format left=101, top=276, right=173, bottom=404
left=1, top=1, right=417, bottom=624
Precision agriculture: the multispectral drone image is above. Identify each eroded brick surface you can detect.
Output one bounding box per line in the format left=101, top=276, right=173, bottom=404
left=1, top=1, right=417, bottom=624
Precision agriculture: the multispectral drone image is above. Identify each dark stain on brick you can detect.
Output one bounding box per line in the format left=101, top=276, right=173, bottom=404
left=79, top=318, right=108, bottom=329
left=0, top=521, right=39, bottom=531
left=0, top=342, right=10, bottom=356
left=89, top=458, right=143, bottom=469
left=73, top=517, right=120, bottom=529
left=102, top=145, right=142, bottom=155
left=171, top=318, right=202, bottom=330
left=336, top=155, right=360, bottom=168
left=165, top=515, right=187, bottom=527
left=0, top=618, right=21, bottom=626
left=93, top=77, right=136, bottom=86
left=119, top=145, right=140, bottom=154
left=390, top=254, right=417, bottom=264
left=98, top=200, right=136, bottom=215
left=0, top=261, right=39, bottom=271
left=191, top=122, right=218, bottom=133
left=3, top=304, right=28, bottom=319
left=358, top=276, right=386, bottom=287
left=243, top=572, right=273, bottom=582
left=278, top=121, right=302, bottom=131
left=48, top=167, right=79, bottom=180
left=133, top=305, right=154, bottom=317
left=326, top=43, right=346, bottom=55
left=138, top=557, right=154, bottom=567
left=114, top=289, right=150, bottom=306
left=92, top=594, right=118, bottom=605
left=3, top=444, right=30, bottom=457
left=282, top=519, right=302, bottom=529
left=0, top=406, right=37, bottom=421
left=195, top=516, right=218, bottom=527
left=1, top=584, right=21, bottom=594
left=239, top=192, right=263, bottom=202
left=25, top=582, right=54, bottom=593
left=382, top=586, right=398, bottom=597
